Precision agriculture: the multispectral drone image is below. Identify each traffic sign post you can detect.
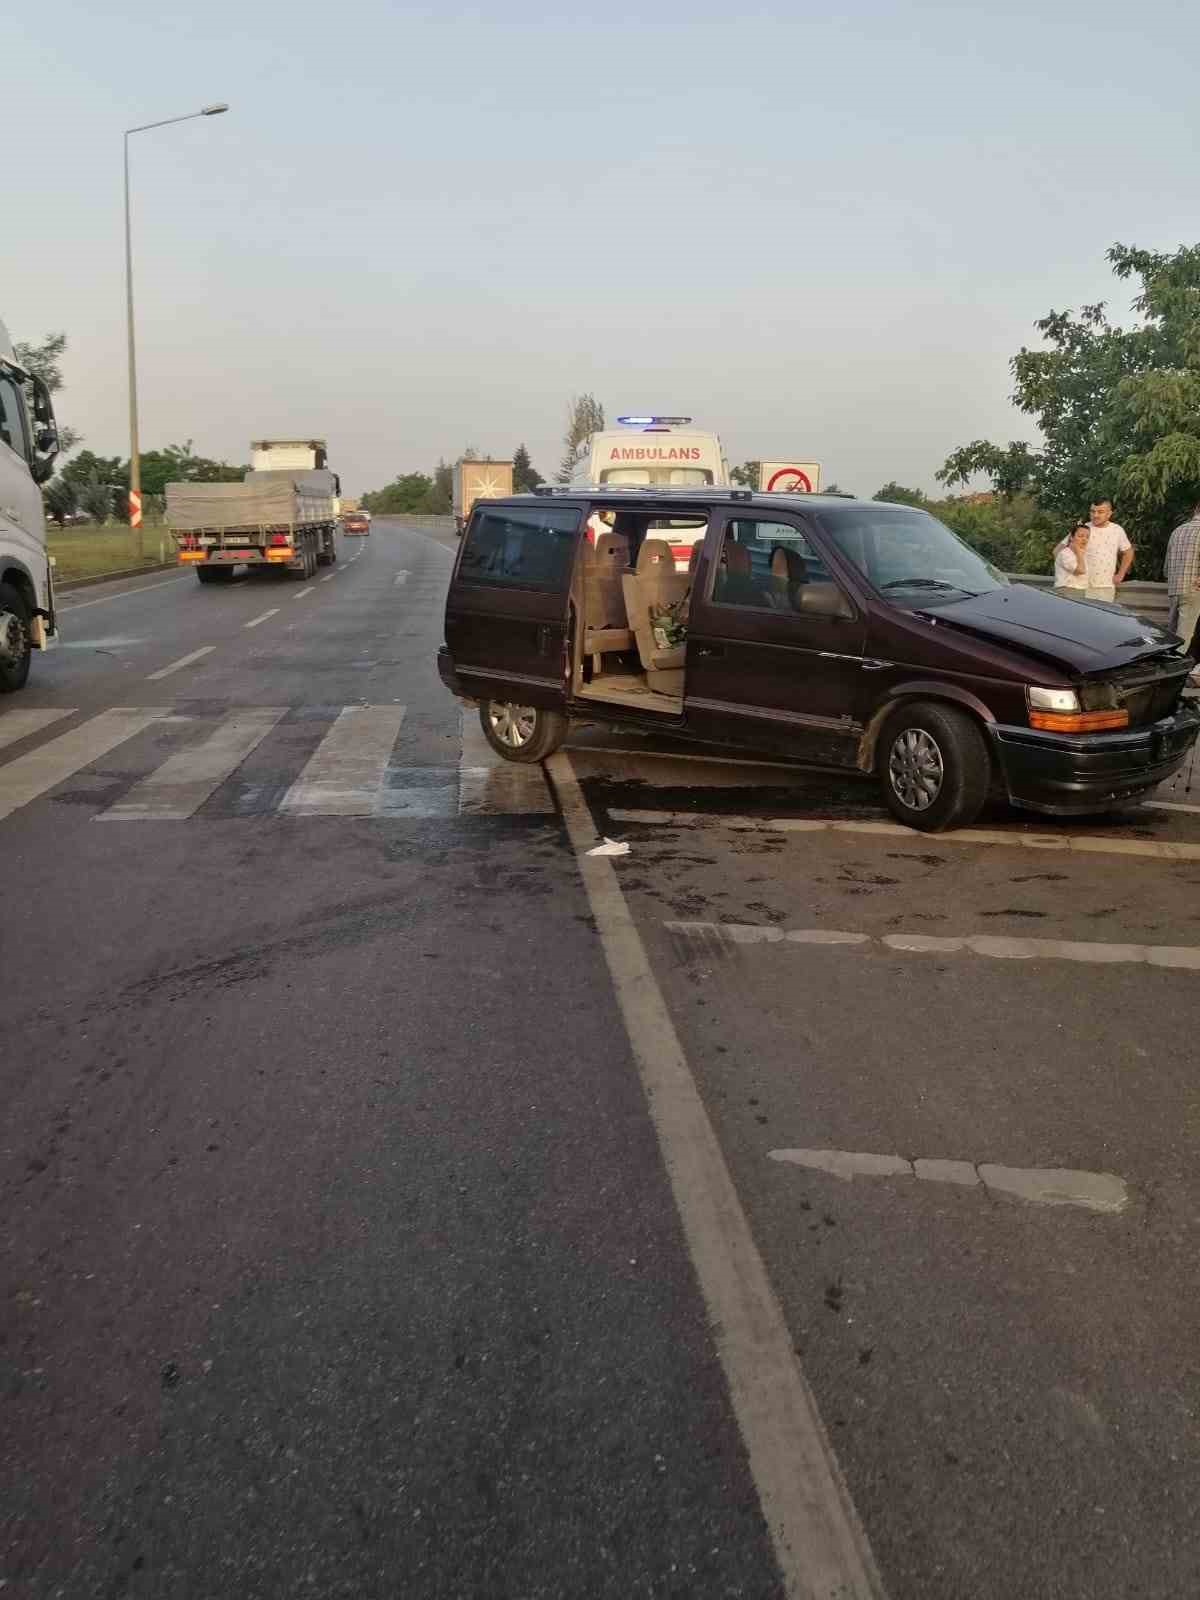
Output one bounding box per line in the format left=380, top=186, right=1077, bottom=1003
left=758, top=461, right=821, bottom=494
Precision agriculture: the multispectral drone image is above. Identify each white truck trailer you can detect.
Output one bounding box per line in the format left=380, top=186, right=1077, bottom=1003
left=0, top=317, right=61, bottom=692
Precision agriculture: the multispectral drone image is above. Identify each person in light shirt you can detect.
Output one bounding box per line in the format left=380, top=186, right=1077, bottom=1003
left=1053, top=523, right=1090, bottom=599
left=1084, top=497, right=1134, bottom=602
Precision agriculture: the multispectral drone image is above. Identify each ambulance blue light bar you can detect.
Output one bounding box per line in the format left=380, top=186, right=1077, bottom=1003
left=616, top=415, right=693, bottom=427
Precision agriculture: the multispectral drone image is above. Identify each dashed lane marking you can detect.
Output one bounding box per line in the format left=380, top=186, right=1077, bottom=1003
left=243, top=609, right=279, bottom=628
left=146, top=645, right=215, bottom=682
left=610, top=809, right=1200, bottom=863
left=547, top=751, right=885, bottom=1600
left=292, top=586, right=314, bottom=600
left=666, top=921, right=1200, bottom=970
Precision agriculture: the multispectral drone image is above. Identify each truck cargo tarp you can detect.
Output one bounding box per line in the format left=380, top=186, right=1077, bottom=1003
left=166, top=477, right=333, bottom=531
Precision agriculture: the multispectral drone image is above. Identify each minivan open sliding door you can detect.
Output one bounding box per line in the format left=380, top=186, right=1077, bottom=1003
left=684, top=510, right=867, bottom=765
left=445, top=500, right=582, bottom=711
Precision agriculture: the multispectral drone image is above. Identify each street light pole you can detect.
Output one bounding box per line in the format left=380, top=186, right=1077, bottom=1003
left=123, top=103, right=229, bottom=536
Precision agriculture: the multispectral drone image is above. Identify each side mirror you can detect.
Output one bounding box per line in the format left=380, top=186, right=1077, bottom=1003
left=28, top=376, right=59, bottom=485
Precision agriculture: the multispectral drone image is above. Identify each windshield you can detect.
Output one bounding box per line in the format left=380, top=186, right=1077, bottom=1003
left=817, top=506, right=1007, bottom=603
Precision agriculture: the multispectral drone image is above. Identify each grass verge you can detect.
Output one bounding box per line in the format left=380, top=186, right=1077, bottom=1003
left=48, top=525, right=174, bottom=582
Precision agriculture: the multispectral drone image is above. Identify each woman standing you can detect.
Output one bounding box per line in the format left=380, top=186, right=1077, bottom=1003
left=1054, top=523, right=1090, bottom=600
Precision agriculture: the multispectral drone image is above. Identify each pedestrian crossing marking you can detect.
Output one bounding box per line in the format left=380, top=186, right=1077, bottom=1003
left=0, top=707, right=75, bottom=754
left=0, top=708, right=166, bottom=824
left=96, top=707, right=289, bottom=822
left=0, top=702, right=562, bottom=824
left=280, top=704, right=408, bottom=816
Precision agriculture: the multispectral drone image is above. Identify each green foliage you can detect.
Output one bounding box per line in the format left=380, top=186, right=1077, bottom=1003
left=363, top=473, right=437, bottom=514
left=873, top=482, right=927, bottom=507
left=941, top=240, right=1200, bottom=576
left=13, top=331, right=82, bottom=452
left=78, top=473, right=118, bottom=525
left=513, top=443, right=544, bottom=493
left=61, top=451, right=127, bottom=492
left=42, top=477, right=79, bottom=526
left=557, top=394, right=605, bottom=483
left=730, top=460, right=761, bottom=488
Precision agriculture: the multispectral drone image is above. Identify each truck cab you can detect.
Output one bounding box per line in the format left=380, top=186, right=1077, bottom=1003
left=0, top=318, right=60, bottom=692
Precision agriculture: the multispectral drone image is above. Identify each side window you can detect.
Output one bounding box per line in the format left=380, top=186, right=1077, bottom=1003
left=0, top=374, right=30, bottom=462
left=712, top=518, right=828, bottom=609
left=459, top=504, right=581, bottom=590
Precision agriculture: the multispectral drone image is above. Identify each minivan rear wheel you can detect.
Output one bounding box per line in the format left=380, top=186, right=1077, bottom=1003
left=879, top=701, right=989, bottom=832
left=479, top=701, right=567, bottom=764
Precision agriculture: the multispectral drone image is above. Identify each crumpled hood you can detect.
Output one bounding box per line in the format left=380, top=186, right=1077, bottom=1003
left=924, top=584, right=1180, bottom=675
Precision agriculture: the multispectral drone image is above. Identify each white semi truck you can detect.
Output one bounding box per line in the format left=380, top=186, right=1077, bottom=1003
left=0, top=317, right=61, bottom=693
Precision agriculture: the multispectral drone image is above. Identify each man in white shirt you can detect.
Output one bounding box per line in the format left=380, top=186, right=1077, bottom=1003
left=1084, top=498, right=1134, bottom=602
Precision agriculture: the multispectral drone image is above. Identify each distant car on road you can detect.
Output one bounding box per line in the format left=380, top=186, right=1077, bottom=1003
left=343, top=513, right=370, bottom=536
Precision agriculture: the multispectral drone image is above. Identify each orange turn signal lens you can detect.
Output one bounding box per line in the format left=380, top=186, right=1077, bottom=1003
left=1028, top=709, right=1129, bottom=733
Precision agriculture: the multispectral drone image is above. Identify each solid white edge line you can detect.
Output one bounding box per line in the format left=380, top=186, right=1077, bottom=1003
left=546, top=751, right=885, bottom=1600
left=146, top=645, right=216, bottom=681
left=243, top=609, right=280, bottom=629
left=59, top=576, right=189, bottom=612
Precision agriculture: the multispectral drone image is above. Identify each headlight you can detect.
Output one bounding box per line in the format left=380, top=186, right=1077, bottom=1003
left=1028, top=686, right=1081, bottom=713
left=1027, top=684, right=1128, bottom=732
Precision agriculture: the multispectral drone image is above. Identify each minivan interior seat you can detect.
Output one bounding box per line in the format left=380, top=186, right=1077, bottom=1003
left=583, top=532, right=634, bottom=671
left=769, top=545, right=807, bottom=610
left=622, top=538, right=688, bottom=694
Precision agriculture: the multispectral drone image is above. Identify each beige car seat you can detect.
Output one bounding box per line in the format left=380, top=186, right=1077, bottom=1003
left=622, top=538, right=689, bottom=695
left=583, top=532, right=634, bottom=671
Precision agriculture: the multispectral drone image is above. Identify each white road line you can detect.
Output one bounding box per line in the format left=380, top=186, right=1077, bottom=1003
left=666, top=920, right=1200, bottom=970
left=1145, top=799, right=1200, bottom=815
left=546, top=752, right=883, bottom=1600
left=393, top=571, right=410, bottom=586
left=458, top=707, right=555, bottom=815
left=292, top=586, right=314, bottom=600
left=611, top=809, right=1200, bottom=863
left=0, top=707, right=75, bottom=753
left=59, top=576, right=189, bottom=612
left=768, top=1149, right=1129, bottom=1213
left=96, top=707, right=288, bottom=822
left=243, top=608, right=280, bottom=629
left=280, top=705, right=407, bottom=816
left=319, top=574, right=336, bottom=583
left=0, top=708, right=165, bottom=823
left=146, top=645, right=215, bottom=682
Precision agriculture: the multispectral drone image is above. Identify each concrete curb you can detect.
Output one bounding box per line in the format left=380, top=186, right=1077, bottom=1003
left=57, top=561, right=178, bottom=593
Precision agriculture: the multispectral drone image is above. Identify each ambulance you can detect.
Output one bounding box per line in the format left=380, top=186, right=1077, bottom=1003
left=572, top=416, right=730, bottom=570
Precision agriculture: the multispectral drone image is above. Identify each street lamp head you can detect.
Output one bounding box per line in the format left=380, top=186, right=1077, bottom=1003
left=201, top=102, right=229, bottom=115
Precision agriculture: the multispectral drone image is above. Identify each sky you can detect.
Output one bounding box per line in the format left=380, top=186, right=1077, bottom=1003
left=6, top=0, right=1198, bottom=497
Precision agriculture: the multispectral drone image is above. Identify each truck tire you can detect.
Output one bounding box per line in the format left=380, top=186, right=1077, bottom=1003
left=479, top=701, right=567, bottom=763
left=196, top=566, right=234, bottom=585
left=0, top=582, right=32, bottom=693
left=878, top=700, right=990, bottom=833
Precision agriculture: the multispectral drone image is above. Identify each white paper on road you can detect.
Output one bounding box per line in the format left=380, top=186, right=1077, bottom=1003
left=586, top=837, right=630, bottom=857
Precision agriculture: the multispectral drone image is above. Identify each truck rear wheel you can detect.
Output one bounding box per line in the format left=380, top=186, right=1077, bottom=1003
left=0, top=582, right=32, bottom=693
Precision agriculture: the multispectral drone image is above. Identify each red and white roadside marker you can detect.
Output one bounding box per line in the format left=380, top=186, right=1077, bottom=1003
left=129, top=490, right=143, bottom=528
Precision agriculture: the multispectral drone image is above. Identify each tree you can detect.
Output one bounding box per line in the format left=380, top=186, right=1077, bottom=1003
left=363, top=473, right=436, bottom=514
left=940, top=241, right=1200, bottom=574
left=557, top=394, right=605, bottom=483
left=13, top=331, right=82, bottom=453
left=513, top=443, right=544, bottom=493
left=43, top=477, right=78, bottom=527
left=78, top=473, right=118, bottom=525
left=61, top=451, right=126, bottom=492
left=730, top=461, right=761, bottom=488
left=873, top=481, right=927, bottom=507
left=431, top=459, right=453, bottom=512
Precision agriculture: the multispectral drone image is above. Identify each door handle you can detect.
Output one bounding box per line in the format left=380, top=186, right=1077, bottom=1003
left=694, top=644, right=724, bottom=659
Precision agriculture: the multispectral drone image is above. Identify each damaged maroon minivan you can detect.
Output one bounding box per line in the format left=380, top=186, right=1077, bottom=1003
left=437, top=488, right=1199, bottom=832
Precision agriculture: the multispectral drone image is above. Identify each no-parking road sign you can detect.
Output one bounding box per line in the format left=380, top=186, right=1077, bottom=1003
left=758, top=461, right=821, bottom=494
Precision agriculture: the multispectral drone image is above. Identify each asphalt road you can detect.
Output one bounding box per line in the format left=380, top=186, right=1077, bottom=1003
left=3, top=517, right=1198, bottom=1598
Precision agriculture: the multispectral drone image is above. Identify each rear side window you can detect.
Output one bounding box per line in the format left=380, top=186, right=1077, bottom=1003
left=460, top=505, right=581, bottom=590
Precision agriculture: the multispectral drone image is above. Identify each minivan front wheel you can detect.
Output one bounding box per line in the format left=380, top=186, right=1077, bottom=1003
left=479, top=701, right=567, bottom=764
left=879, top=701, right=989, bottom=832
